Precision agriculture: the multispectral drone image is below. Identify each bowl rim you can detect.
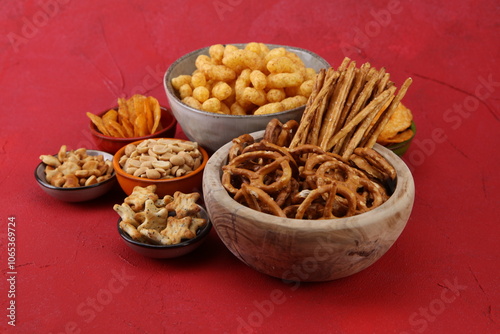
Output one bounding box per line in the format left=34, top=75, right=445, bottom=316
left=35, top=149, right=116, bottom=191
left=204, top=130, right=415, bottom=231
left=164, top=43, right=330, bottom=119
left=89, top=106, right=177, bottom=142
left=117, top=205, right=212, bottom=249
left=112, top=138, right=209, bottom=183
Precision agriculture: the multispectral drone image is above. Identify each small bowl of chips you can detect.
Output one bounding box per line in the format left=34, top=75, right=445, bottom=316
left=88, top=95, right=178, bottom=154
left=376, top=103, right=415, bottom=156
left=163, top=43, right=330, bottom=153
left=382, top=121, right=416, bottom=156
left=112, top=138, right=209, bottom=198
left=35, top=146, right=116, bottom=202
left=115, top=186, right=212, bottom=258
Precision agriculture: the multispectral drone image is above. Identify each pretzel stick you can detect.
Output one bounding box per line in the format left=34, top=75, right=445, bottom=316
left=362, top=77, right=413, bottom=148
left=305, top=58, right=351, bottom=147
left=306, top=69, right=341, bottom=146
left=341, top=86, right=396, bottom=159
left=332, top=63, right=371, bottom=154
left=290, top=68, right=338, bottom=148
left=318, top=62, right=357, bottom=150
left=332, top=67, right=381, bottom=154
left=324, top=87, right=396, bottom=152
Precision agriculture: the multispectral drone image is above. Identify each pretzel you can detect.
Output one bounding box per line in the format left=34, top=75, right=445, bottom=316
left=234, top=184, right=287, bottom=218
left=295, top=183, right=357, bottom=219
left=350, top=147, right=396, bottom=182
left=228, top=134, right=255, bottom=161
left=223, top=139, right=395, bottom=219
left=222, top=151, right=292, bottom=195
left=263, top=119, right=299, bottom=147
left=241, top=139, right=298, bottom=176
left=314, top=159, right=387, bottom=213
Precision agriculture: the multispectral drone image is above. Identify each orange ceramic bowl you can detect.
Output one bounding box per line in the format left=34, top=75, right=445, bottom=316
left=89, top=106, right=177, bottom=154
left=112, top=138, right=208, bottom=197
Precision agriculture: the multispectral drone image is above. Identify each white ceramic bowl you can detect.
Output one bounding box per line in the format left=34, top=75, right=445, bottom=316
left=164, top=44, right=330, bottom=153
left=203, top=130, right=415, bottom=282
left=35, top=150, right=116, bottom=202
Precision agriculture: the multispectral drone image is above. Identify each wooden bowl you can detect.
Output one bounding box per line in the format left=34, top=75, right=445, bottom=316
left=203, top=130, right=415, bottom=282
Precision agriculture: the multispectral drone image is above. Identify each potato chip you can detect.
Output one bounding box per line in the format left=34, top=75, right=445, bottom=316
left=87, top=112, right=111, bottom=136
left=377, top=103, right=413, bottom=142
left=87, top=94, right=163, bottom=138
left=149, top=96, right=162, bottom=134
left=378, top=128, right=414, bottom=145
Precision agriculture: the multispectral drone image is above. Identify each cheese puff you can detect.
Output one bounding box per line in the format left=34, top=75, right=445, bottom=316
left=250, top=70, right=267, bottom=90
left=263, top=47, right=287, bottom=64
left=182, top=96, right=202, bottom=110
left=171, top=75, right=192, bottom=90
left=242, top=87, right=267, bottom=106
left=266, top=56, right=297, bottom=74
left=192, top=86, right=210, bottom=103
left=191, top=72, right=207, bottom=88
left=254, top=102, right=285, bottom=115
left=298, top=79, right=315, bottom=97
left=266, top=88, right=286, bottom=103
left=223, top=49, right=263, bottom=72
left=266, top=72, right=304, bottom=89
left=202, top=98, right=221, bottom=113
left=212, top=81, right=232, bottom=101
left=230, top=102, right=247, bottom=116
left=179, top=83, right=193, bottom=99
left=280, top=95, right=307, bottom=110
left=209, top=44, right=225, bottom=64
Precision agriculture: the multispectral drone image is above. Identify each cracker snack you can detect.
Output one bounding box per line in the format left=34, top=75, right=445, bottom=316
left=39, top=145, right=114, bottom=188
left=114, top=185, right=207, bottom=245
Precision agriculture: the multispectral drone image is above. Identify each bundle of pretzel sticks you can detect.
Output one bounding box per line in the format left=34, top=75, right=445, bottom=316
left=222, top=57, right=411, bottom=219
left=290, top=57, right=412, bottom=159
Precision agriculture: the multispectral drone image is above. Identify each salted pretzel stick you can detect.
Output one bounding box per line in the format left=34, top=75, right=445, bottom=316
left=318, top=62, right=357, bottom=151
left=362, top=77, right=413, bottom=148
left=290, top=68, right=338, bottom=148
left=335, top=64, right=368, bottom=134
left=341, top=86, right=396, bottom=159
left=306, top=69, right=340, bottom=146
left=332, top=67, right=381, bottom=154
left=324, top=87, right=396, bottom=152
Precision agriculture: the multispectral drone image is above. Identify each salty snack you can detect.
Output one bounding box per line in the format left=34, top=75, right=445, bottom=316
left=289, top=57, right=413, bottom=159
left=222, top=127, right=396, bottom=219
left=87, top=94, right=163, bottom=138
left=376, top=103, right=414, bottom=145
left=114, top=185, right=207, bottom=245
left=39, top=145, right=114, bottom=188
left=118, top=139, right=203, bottom=179
left=171, top=42, right=318, bottom=115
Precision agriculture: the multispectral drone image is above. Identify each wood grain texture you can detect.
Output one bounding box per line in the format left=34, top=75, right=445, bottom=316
left=203, top=131, right=415, bottom=282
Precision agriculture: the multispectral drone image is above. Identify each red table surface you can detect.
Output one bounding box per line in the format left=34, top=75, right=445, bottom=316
left=1, top=0, right=499, bottom=333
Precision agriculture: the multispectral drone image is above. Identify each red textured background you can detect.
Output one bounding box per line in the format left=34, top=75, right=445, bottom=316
left=1, top=0, right=498, bottom=333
